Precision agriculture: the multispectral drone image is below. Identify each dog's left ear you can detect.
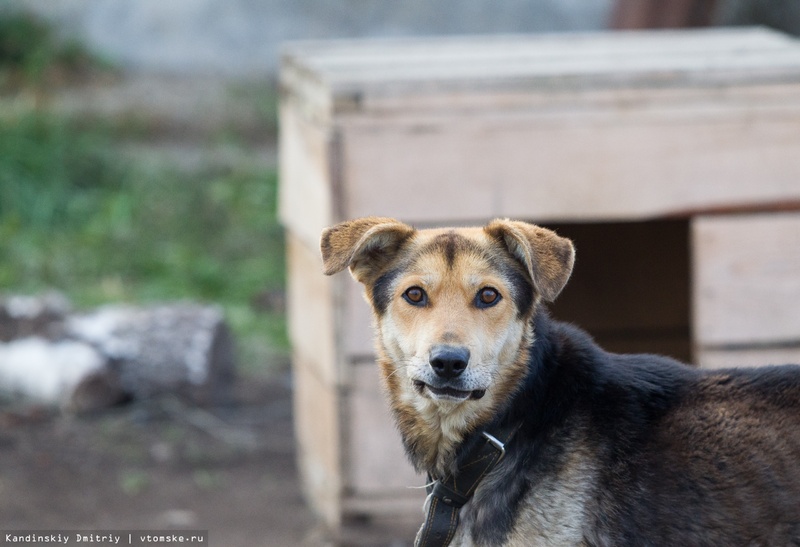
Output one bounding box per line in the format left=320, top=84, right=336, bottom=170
left=321, top=216, right=415, bottom=284
left=485, top=219, right=575, bottom=302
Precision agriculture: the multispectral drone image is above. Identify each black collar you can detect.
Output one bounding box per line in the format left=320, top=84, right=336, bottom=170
left=414, top=424, right=518, bottom=547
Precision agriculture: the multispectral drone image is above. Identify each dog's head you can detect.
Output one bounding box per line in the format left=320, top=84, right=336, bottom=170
left=321, top=217, right=574, bottom=419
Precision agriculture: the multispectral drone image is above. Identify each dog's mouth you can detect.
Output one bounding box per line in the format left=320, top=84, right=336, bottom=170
left=413, top=380, right=486, bottom=401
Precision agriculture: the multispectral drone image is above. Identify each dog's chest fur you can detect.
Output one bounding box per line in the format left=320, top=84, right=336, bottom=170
left=454, top=425, right=599, bottom=546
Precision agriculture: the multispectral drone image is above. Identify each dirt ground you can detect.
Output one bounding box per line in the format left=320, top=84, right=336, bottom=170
left=0, top=366, right=416, bottom=547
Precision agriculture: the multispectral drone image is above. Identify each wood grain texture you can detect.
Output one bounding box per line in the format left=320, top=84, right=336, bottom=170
left=292, top=354, right=342, bottom=527
left=278, top=102, right=335, bottom=251
left=282, top=28, right=800, bottom=103
left=347, top=361, right=425, bottom=496
left=338, top=101, right=800, bottom=224
left=695, top=346, right=800, bottom=369
left=286, top=233, right=340, bottom=387
left=692, top=213, right=800, bottom=347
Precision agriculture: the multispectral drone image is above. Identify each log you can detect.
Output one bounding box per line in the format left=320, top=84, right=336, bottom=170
left=0, top=298, right=236, bottom=412
left=0, top=292, right=71, bottom=342
left=67, top=303, right=236, bottom=405
left=0, top=337, right=109, bottom=407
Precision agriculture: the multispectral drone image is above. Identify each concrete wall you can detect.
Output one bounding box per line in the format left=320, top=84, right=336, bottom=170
left=6, top=0, right=614, bottom=77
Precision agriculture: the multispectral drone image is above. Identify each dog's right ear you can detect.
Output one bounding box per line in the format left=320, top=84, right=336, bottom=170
left=320, top=217, right=415, bottom=284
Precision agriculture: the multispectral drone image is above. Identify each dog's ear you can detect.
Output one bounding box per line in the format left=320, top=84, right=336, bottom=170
left=321, top=217, right=415, bottom=283
left=485, top=219, right=575, bottom=302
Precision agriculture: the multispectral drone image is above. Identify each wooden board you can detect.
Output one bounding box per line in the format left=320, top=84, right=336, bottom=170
left=696, top=347, right=800, bottom=369
left=692, top=212, right=800, bottom=348
left=346, top=361, right=425, bottom=499
left=337, top=97, right=800, bottom=225
left=292, top=354, right=342, bottom=527
left=286, top=233, right=341, bottom=387
left=278, top=102, right=336, bottom=252
left=342, top=279, right=374, bottom=358
left=282, top=28, right=800, bottom=114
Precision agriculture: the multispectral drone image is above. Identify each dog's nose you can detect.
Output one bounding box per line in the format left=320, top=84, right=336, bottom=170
left=429, top=345, right=470, bottom=379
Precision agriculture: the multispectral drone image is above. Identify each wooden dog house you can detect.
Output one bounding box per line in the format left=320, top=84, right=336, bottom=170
left=278, top=28, right=800, bottom=534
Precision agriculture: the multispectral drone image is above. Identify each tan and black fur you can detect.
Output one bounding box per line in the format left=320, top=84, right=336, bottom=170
left=321, top=217, right=800, bottom=546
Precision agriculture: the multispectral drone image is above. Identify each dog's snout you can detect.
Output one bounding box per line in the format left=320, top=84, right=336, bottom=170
left=429, top=345, right=470, bottom=379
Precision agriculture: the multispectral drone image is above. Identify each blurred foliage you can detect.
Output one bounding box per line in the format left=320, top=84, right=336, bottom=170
left=0, top=11, right=107, bottom=90
left=0, top=10, right=287, bottom=371
left=0, top=112, right=288, bottom=362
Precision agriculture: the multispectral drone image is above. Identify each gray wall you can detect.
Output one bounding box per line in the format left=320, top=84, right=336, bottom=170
left=7, top=0, right=614, bottom=77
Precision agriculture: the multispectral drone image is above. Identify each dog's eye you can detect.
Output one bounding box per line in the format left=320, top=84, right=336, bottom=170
left=476, top=287, right=501, bottom=308
left=403, top=286, right=428, bottom=306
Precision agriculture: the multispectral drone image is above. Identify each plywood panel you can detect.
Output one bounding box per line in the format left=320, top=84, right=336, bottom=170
left=692, top=213, right=800, bottom=347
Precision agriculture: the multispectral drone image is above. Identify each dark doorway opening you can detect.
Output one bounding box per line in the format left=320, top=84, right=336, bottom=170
left=543, top=220, right=692, bottom=364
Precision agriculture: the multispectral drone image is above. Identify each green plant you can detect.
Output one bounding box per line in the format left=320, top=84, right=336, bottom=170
left=0, top=112, right=288, bottom=367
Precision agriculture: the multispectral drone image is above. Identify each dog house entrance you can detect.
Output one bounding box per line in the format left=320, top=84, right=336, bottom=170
left=544, top=220, right=692, bottom=364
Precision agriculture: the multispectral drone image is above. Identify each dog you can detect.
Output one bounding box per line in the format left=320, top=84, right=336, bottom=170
left=321, top=217, right=800, bottom=546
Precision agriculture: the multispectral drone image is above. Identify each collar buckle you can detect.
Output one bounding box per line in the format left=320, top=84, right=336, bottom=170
left=481, top=431, right=506, bottom=461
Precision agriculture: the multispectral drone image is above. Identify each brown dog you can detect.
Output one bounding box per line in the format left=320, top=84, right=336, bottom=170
left=321, top=217, right=800, bottom=546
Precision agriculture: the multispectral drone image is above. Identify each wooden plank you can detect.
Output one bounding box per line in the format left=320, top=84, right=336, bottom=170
left=346, top=362, right=425, bottom=498
left=696, top=346, right=800, bottom=369
left=278, top=102, right=335, bottom=251
left=283, top=28, right=798, bottom=84
left=286, top=232, right=340, bottom=387
left=692, top=213, right=800, bottom=347
left=337, top=102, right=800, bottom=224
left=344, top=279, right=374, bottom=358
left=280, top=29, right=800, bottom=123
left=281, top=28, right=800, bottom=112
left=292, top=354, right=342, bottom=528
left=284, top=28, right=791, bottom=66
left=350, top=81, right=800, bottom=120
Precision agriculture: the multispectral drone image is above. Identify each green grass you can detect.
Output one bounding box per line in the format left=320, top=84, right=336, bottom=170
left=0, top=111, right=288, bottom=371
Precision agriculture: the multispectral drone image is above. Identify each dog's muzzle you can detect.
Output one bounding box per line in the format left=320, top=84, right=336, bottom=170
left=413, top=345, right=486, bottom=401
